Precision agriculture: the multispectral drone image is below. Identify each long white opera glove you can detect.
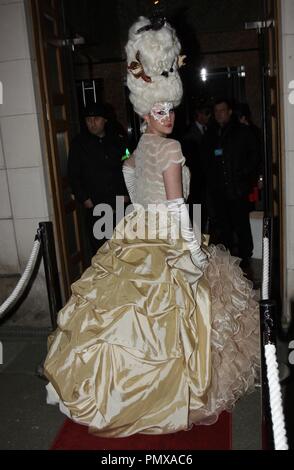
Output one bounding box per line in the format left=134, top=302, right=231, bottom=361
left=167, top=198, right=208, bottom=270
left=122, top=165, right=135, bottom=203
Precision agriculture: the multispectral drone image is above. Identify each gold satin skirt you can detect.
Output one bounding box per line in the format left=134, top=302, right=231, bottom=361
left=44, top=209, right=260, bottom=437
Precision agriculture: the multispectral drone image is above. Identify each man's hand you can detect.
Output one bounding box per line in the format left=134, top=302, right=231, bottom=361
left=83, top=198, right=94, bottom=209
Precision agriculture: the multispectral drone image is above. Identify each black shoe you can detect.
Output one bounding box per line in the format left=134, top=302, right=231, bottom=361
left=35, top=363, right=47, bottom=381
left=240, top=257, right=250, bottom=270
left=240, top=258, right=255, bottom=284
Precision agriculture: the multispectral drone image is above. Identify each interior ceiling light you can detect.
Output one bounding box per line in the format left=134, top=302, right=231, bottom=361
left=200, top=68, right=207, bottom=82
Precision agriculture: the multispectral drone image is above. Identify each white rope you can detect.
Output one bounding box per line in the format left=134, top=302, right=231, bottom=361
left=262, top=236, right=270, bottom=300
left=264, top=344, right=288, bottom=450
left=261, top=223, right=288, bottom=449
left=0, top=238, right=41, bottom=318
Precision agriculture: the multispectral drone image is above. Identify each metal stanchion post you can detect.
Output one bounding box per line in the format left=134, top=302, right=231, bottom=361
left=38, top=222, right=62, bottom=330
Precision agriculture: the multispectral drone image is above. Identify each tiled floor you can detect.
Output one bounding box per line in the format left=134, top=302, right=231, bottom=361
left=0, top=331, right=64, bottom=450
left=232, top=389, right=262, bottom=450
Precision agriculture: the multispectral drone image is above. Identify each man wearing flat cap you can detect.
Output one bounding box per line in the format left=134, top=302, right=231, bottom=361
left=68, top=102, right=128, bottom=256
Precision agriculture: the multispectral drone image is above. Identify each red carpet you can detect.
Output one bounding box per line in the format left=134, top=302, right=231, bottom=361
left=51, top=413, right=231, bottom=450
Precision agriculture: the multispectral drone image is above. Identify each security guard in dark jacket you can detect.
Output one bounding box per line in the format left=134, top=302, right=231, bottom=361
left=202, top=99, right=259, bottom=266
left=68, top=102, right=128, bottom=255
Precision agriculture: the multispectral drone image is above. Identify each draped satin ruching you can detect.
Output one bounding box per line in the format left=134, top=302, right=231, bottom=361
left=44, top=209, right=260, bottom=437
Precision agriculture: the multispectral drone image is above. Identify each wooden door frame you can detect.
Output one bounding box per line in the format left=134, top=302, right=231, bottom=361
left=264, top=0, right=285, bottom=316
left=275, top=0, right=287, bottom=325
left=29, top=0, right=83, bottom=299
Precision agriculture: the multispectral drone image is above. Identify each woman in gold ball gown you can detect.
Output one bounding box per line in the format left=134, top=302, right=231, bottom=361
left=44, top=15, right=260, bottom=438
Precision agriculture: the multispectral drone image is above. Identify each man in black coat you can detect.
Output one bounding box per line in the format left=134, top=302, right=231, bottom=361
left=68, top=102, right=128, bottom=255
left=181, top=104, right=211, bottom=229
left=202, top=99, right=259, bottom=267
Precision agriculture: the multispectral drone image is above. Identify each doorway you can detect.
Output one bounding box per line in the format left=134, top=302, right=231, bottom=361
left=30, top=0, right=285, bottom=448
left=30, top=0, right=86, bottom=298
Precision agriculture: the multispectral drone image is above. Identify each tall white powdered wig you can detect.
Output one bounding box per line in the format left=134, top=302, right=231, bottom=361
left=125, top=16, right=185, bottom=118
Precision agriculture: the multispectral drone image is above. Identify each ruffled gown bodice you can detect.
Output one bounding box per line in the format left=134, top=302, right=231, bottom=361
left=131, top=134, right=190, bottom=205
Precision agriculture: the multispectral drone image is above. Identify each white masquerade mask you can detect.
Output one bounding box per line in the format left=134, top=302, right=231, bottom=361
left=150, top=102, right=174, bottom=124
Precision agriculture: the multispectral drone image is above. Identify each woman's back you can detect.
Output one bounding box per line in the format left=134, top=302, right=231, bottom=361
left=126, top=134, right=190, bottom=206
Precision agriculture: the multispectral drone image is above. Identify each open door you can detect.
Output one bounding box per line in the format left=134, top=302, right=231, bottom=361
left=259, top=0, right=284, bottom=312
left=245, top=0, right=284, bottom=450
left=30, top=0, right=85, bottom=298
left=258, top=0, right=284, bottom=450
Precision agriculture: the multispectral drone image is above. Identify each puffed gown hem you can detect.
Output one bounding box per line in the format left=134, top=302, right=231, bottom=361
left=44, top=210, right=260, bottom=437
